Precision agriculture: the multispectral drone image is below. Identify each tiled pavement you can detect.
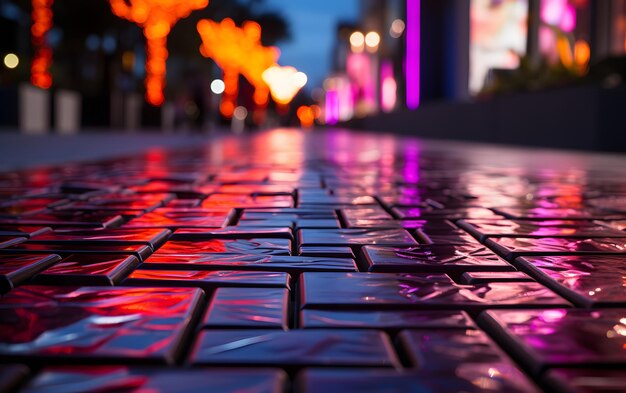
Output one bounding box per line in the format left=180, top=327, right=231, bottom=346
left=0, top=129, right=625, bottom=392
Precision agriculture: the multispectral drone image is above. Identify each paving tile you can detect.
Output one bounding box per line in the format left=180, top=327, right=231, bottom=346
left=2, top=242, right=153, bottom=261
left=485, top=237, right=626, bottom=260
left=191, top=329, right=399, bottom=368
left=458, top=219, right=626, bottom=241
left=0, top=286, right=204, bottom=364
left=295, top=368, right=540, bottom=393
left=154, top=239, right=292, bottom=256
left=123, top=208, right=234, bottom=229
left=298, top=229, right=418, bottom=247
left=460, top=271, right=533, bottom=284
left=171, top=227, right=293, bottom=240
left=298, top=246, right=355, bottom=259
left=123, top=270, right=289, bottom=290
left=0, top=254, right=61, bottom=293
left=0, top=225, right=52, bottom=238
left=300, top=272, right=569, bottom=311
left=300, top=309, right=474, bottom=330
left=142, top=254, right=357, bottom=273
left=544, top=368, right=626, bottom=393
left=392, top=207, right=500, bottom=220
left=516, top=255, right=626, bottom=306
left=397, top=329, right=541, bottom=392
left=493, top=207, right=625, bottom=220
left=32, top=254, right=139, bottom=286
left=479, top=309, right=626, bottom=374
left=28, top=228, right=171, bottom=250
left=362, top=244, right=513, bottom=273
left=202, top=287, right=289, bottom=329
left=20, top=367, right=286, bottom=393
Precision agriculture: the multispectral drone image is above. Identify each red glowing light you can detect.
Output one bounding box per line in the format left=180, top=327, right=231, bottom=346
left=109, top=0, right=209, bottom=106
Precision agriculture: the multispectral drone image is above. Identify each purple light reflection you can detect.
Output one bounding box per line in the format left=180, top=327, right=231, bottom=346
left=325, top=90, right=339, bottom=125
left=406, top=0, right=420, bottom=109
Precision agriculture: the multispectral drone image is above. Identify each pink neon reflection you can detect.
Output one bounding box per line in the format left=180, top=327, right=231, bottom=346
left=381, top=60, right=397, bottom=113
left=325, top=90, right=339, bottom=125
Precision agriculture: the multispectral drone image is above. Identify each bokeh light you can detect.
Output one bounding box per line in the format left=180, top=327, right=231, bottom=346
left=3, top=53, right=19, bottom=69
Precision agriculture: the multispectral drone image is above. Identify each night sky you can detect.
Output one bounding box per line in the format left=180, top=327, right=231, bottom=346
left=258, top=0, right=360, bottom=90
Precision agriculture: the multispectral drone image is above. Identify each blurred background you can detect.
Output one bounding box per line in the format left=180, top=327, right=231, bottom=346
left=0, top=0, right=625, bottom=151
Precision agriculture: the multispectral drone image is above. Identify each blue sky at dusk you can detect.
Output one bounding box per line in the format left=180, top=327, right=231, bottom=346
left=258, top=0, right=360, bottom=89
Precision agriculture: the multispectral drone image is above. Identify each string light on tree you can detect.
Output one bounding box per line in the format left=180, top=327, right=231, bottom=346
left=197, top=18, right=279, bottom=118
left=31, top=0, right=53, bottom=89
left=109, top=0, right=209, bottom=106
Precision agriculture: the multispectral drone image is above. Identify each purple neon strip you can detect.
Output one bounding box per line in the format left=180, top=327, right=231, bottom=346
left=406, top=0, right=420, bottom=109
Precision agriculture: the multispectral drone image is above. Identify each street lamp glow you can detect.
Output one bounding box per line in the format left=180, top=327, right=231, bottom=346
left=210, top=79, right=225, bottom=94
left=390, top=19, right=405, bottom=38
left=349, top=31, right=365, bottom=53
left=365, top=31, right=380, bottom=51
left=262, top=65, right=307, bottom=105
left=3, top=53, right=19, bottom=69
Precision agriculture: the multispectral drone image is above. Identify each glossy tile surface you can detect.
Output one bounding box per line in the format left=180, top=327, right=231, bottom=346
left=202, top=287, right=289, bottom=329
left=298, top=229, right=418, bottom=247
left=21, top=367, right=287, bottom=393
left=191, top=329, right=399, bottom=367
left=300, top=309, right=475, bottom=329
left=154, top=239, right=292, bottom=255
left=123, top=269, right=289, bottom=289
left=0, top=254, right=61, bottom=292
left=516, top=256, right=626, bottom=306
left=0, top=286, right=204, bottom=364
left=363, top=244, right=513, bottom=272
left=301, top=272, right=569, bottom=310
left=486, top=237, right=626, bottom=260
left=479, top=309, right=626, bottom=374
left=32, top=254, right=140, bottom=286
left=142, top=254, right=357, bottom=272
left=3, top=129, right=626, bottom=388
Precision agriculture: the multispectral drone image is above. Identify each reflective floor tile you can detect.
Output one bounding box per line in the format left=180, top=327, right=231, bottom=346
left=298, top=246, right=355, bottom=259
left=485, top=237, right=626, bottom=260
left=0, top=225, right=51, bottom=238
left=123, top=208, right=234, bottom=229
left=123, top=270, right=289, bottom=290
left=479, top=309, right=626, bottom=374
left=295, top=368, right=539, bottom=393
left=0, top=286, right=204, bottom=364
left=300, top=272, right=569, bottom=311
left=202, top=287, right=289, bottom=329
left=298, top=229, right=418, bottom=247
left=300, top=309, right=475, bottom=330
left=363, top=244, right=513, bottom=273
left=3, top=242, right=153, bottom=261
left=32, top=254, right=140, bottom=286
left=398, top=330, right=541, bottom=392
left=460, top=271, right=533, bottom=284
left=392, top=207, right=500, bottom=220
left=142, top=254, right=357, bottom=273
left=20, top=367, right=286, bottom=393
left=493, top=208, right=624, bottom=220
left=516, top=256, right=626, bottom=307
left=458, top=219, right=626, bottom=241
left=155, top=239, right=292, bottom=255
left=0, top=254, right=61, bottom=293
left=191, top=329, right=399, bottom=368
left=544, top=368, right=626, bottom=393
left=29, top=228, right=171, bottom=250
left=171, top=227, right=293, bottom=240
